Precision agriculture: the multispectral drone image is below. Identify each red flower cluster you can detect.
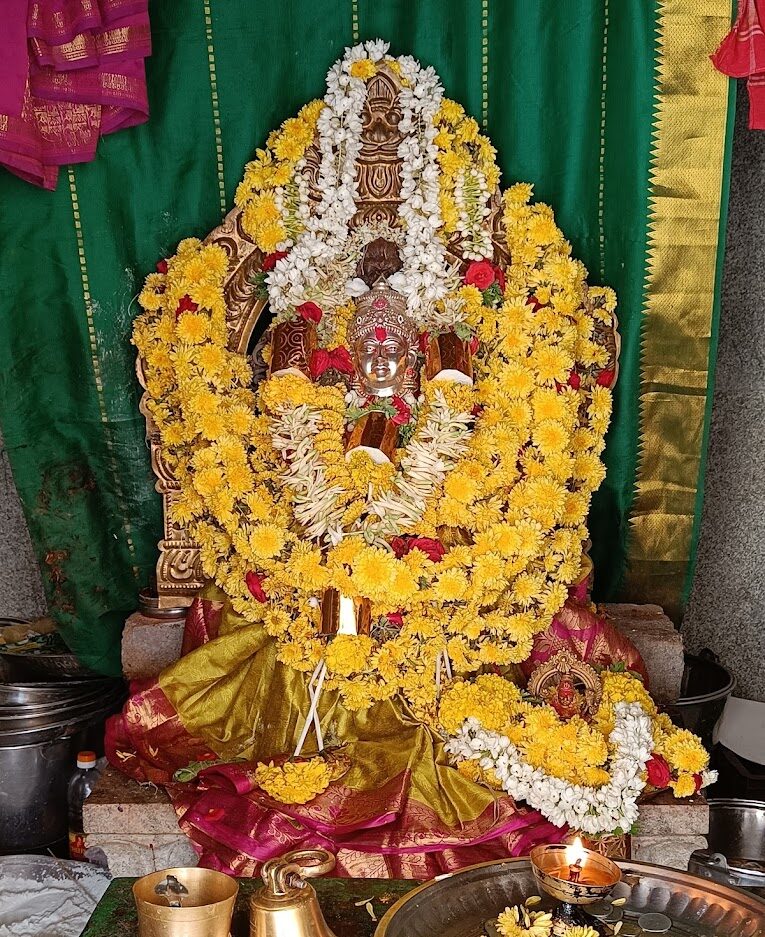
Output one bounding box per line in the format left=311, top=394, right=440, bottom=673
left=390, top=536, right=445, bottom=563
left=297, top=301, right=322, bottom=324
left=156, top=258, right=169, bottom=274
left=391, top=396, right=411, bottom=426
left=596, top=369, right=615, bottom=388
left=245, top=571, right=268, bottom=603
left=262, top=250, right=288, bottom=271
left=646, top=754, right=671, bottom=789
left=464, top=259, right=505, bottom=292
left=175, top=294, right=198, bottom=319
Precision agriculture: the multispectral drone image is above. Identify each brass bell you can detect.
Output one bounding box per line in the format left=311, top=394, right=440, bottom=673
left=249, top=848, right=337, bottom=937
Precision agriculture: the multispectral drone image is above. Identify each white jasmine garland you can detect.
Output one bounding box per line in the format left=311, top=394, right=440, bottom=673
left=267, top=42, right=455, bottom=317
left=454, top=166, right=494, bottom=260
left=393, top=55, right=450, bottom=313
left=274, top=159, right=312, bottom=249
left=267, top=41, right=384, bottom=311
left=444, top=702, right=654, bottom=836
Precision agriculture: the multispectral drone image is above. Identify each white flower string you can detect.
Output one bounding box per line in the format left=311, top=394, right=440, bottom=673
left=266, top=41, right=382, bottom=312
left=270, top=390, right=475, bottom=546
left=455, top=166, right=493, bottom=260
left=267, top=41, right=456, bottom=317
left=274, top=159, right=311, bottom=248
left=391, top=55, right=449, bottom=313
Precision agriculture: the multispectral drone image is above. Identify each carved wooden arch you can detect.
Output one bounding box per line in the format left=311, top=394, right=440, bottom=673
left=138, top=207, right=269, bottom=606
left=137, top=64, right=620, bottom=606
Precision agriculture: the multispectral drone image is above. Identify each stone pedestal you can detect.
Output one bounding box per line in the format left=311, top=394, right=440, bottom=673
left=121, top=609, right=186, bottom=681
left=84, top=766, right=198, bottom=876
left=631, top=790, right=709, bottom=871
left=85, top=769, right=709, bottom=877
left=601, top=603, right=684, bottom=703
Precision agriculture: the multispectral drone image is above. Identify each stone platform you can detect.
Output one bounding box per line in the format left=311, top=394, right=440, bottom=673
left=84, top=765, right=709, bottom=877
left=88, top=603, right=703, bottom=876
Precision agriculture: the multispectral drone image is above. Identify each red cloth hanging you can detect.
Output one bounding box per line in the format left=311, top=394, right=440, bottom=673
left=712, top=0, right=765, bottom=128
left=0, top=0, right=151, bottom=190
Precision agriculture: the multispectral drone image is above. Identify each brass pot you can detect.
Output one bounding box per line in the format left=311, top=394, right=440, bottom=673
left=133, top=867, right=238, bottom=937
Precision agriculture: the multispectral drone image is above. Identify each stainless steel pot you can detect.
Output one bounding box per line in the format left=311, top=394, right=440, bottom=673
left=0, top=681, right=124, bottom=852
left=0, top=677, right=115, bottom=706
left=688, top=798, right=765, bottom=896
left=0, top=687, right=123, bottom=732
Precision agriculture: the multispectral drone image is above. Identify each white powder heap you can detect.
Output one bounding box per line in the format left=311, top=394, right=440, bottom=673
left=0, top=857, right=110, bottom=937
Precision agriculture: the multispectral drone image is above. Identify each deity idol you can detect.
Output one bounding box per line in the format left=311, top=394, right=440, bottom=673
left=115, top=41, right=712, bottom=879
left=347, top=279, right=418, bottom=399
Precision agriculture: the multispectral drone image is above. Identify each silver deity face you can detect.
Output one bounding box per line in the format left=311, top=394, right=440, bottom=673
left=353, top=333, right=411, bottom=397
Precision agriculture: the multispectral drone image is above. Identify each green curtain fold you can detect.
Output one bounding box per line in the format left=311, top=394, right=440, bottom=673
left=0, top=0, right=734, bottom=673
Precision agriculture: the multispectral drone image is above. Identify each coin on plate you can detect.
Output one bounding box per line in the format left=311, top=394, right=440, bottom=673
left=638, top=912, right=672, bottom=932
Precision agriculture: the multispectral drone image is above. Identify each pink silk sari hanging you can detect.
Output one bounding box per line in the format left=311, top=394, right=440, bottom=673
left=0, top=0, right=150, bottom=189
left=712, top=0, right=765, bottom=128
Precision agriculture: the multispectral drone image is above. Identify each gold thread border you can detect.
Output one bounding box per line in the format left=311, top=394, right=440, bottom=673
left=202, top=0, right=227, bottom=217
left=351, top=0, right=360, bottom=42
left=481, top=0, right=489, bottom=129
left=597, top=0, right=610, bottom=281
left=624, top=0, right=733, bottom=618
left=67, top=167, right=139, bottom=579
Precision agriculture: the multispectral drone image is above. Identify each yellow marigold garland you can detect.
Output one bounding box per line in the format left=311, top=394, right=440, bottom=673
left=439, top=671, right=711, bottom=794
left=253, top=757, right=332, bottom=805
left=234, top=99, right=324, bottom=252
left=134, top=92, right=617, bottom=713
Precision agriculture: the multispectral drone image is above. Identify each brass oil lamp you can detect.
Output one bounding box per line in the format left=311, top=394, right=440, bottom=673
left=530, top=840, right=622, bottom=935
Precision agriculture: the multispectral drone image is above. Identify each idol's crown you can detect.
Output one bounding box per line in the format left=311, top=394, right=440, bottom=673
left=348, top=279, right=418, bottom=347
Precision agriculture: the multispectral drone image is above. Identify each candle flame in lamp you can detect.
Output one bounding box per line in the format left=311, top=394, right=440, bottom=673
left=565, top=837, right=588, bottom=883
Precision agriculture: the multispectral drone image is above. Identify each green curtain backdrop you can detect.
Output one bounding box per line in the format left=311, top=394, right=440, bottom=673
left=0, top=0, right=734, bottom=674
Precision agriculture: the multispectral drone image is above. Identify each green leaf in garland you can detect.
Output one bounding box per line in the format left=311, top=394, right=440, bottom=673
left=453, top=321, right=473, bottom=341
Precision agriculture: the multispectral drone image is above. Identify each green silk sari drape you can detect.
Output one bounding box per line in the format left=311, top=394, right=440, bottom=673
left=0, top=0, right=734, bottom=674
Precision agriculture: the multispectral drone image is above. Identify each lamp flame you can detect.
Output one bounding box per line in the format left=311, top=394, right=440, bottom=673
left=565, top=836, right=588, bottom=867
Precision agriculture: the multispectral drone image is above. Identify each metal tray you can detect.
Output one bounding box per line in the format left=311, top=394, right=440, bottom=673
left=375, top=858, right=765, bottom=937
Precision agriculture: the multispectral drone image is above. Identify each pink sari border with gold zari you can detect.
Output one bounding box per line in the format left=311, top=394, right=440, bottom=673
left=0, top=0, right=151, bottom=189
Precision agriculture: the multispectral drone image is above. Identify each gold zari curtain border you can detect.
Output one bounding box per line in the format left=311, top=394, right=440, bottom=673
left=625, top=0, right=733, bottom=619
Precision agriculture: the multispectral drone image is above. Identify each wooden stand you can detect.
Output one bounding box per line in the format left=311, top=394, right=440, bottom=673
left=425, top=332, right=473, bottom=384
left=269, top=319, right=317, bottom=379
left=345, top=411, right=399, bottom=464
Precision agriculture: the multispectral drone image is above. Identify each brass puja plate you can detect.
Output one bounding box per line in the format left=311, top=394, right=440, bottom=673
left=374, top=858, right=765, bottom=937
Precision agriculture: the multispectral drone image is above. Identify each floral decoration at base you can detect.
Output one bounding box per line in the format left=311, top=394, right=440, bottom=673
left=442, top=671, right=715, bottom=836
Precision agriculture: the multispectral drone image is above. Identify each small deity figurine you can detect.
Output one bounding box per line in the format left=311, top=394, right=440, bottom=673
left=347, top=279, right=418, bottom=398
left=545, top=674, right=586, bottom=721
